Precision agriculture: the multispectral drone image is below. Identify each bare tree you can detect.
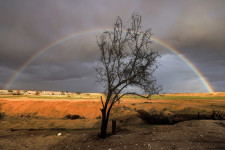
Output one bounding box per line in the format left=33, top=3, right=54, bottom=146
left=96, top=13, right=162, bottom=137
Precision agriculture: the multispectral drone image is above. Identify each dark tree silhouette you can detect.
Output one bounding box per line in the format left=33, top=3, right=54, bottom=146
left=96, top=13, right=162, bottom=137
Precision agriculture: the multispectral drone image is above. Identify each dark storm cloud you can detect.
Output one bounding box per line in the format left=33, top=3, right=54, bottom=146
left=0, top=0, right=225, bottom=92
left=23, top=61, right=97, bottom=81
left=0, top=1, right=99, bottom=67
left=162, top=0, right=225, bottom=92
left=0, top=66, right=14, bottom=88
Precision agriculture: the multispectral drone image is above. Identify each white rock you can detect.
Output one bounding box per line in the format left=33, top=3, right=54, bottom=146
left=57, top=133, right=62, bottom=136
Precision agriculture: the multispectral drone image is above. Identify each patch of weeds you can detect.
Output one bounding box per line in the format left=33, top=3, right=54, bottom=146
left=211, top=110, right=225, bottom=120
left=136, top=108, right=224, bottom=125
left=96, top=115, right=102, bottom=119
left=122, top=106, right=132, bottom=111
left=162, top=108, right=168, bottom=111
left=0, top=112, right=5, bottom=119
left=137, top=109, right=171, bottom=124
left=63, top=114, right=85, bottom=120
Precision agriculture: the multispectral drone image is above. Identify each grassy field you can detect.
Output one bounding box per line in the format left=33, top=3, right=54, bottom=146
left=1, top=93, right=225, bottom=100
left=152, top=95, right=225, bottom=100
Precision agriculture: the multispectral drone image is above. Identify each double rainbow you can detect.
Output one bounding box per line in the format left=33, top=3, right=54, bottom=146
left=3, top=28, right=214, bottom=93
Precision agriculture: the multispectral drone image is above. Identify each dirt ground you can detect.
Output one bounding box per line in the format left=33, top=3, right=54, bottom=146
left=0, top=95, right=225, bottom=149
left=0, top=120, right=224, bottom=150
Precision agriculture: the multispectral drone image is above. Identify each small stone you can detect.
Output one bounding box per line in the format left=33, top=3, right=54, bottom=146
left=57, top=133, right=61, bottom=136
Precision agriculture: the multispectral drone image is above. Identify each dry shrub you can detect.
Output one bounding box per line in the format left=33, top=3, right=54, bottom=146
left=122, top=106, right=132, bottom=111
left=137, top=109, right=171, bottom=124
left=137, top=109, right=225, bottom=125
left=19, top=113, right=37, bottom=118
left=170, top=114, right=197, bottom=124
left=211, top=110, right=225, bottom=120
left=63, top=114, right=85, bottom=120
left=0, top=112, right=5, bottom=119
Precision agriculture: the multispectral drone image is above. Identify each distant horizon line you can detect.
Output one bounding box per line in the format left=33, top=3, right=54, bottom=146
left=0, top=89, right=221, bottom=94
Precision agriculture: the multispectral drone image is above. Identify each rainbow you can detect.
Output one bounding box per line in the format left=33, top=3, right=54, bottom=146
left=153, top=37, right=214, bottom=93
left=3, top=28, right=214, bottom=93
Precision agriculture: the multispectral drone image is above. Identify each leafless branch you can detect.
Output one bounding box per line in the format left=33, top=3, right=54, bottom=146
left=96, top=13, right=162, bottom=137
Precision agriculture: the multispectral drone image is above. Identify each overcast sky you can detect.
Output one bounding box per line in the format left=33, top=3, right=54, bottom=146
left=0, top=0, right=225, bottom=93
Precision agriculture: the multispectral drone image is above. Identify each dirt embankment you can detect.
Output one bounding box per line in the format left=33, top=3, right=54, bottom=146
left=0, top=99, right=102, bottom=119
left=0, top=95, right=224, bottom=120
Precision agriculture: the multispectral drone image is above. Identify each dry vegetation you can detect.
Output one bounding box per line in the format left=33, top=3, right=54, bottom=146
left=0, top=92, right=225, bottom=149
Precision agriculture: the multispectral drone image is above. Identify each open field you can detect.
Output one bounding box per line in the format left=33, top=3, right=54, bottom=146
left=1, top=92, right=225, bottom=119
left=0, top=92, right=225, bottom=149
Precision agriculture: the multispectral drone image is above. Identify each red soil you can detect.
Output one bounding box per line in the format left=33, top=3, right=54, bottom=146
left=0, top=99, right=102, bottom=119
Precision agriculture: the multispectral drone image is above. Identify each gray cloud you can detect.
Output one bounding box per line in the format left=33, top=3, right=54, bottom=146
left=161, top=1, right=225, bottom=92
left=0, top=0, right=224, bottom=93
left=24, top=61, right=97, bottom=81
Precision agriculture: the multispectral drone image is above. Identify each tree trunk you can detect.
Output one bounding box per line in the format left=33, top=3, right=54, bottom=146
left=100, top=115, right=109, bottom=138
left=100, top=107, right=112, bottom=138
left=100, top=118, right=108, bottom=137
left=99, top=95, right=113, bottom=138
